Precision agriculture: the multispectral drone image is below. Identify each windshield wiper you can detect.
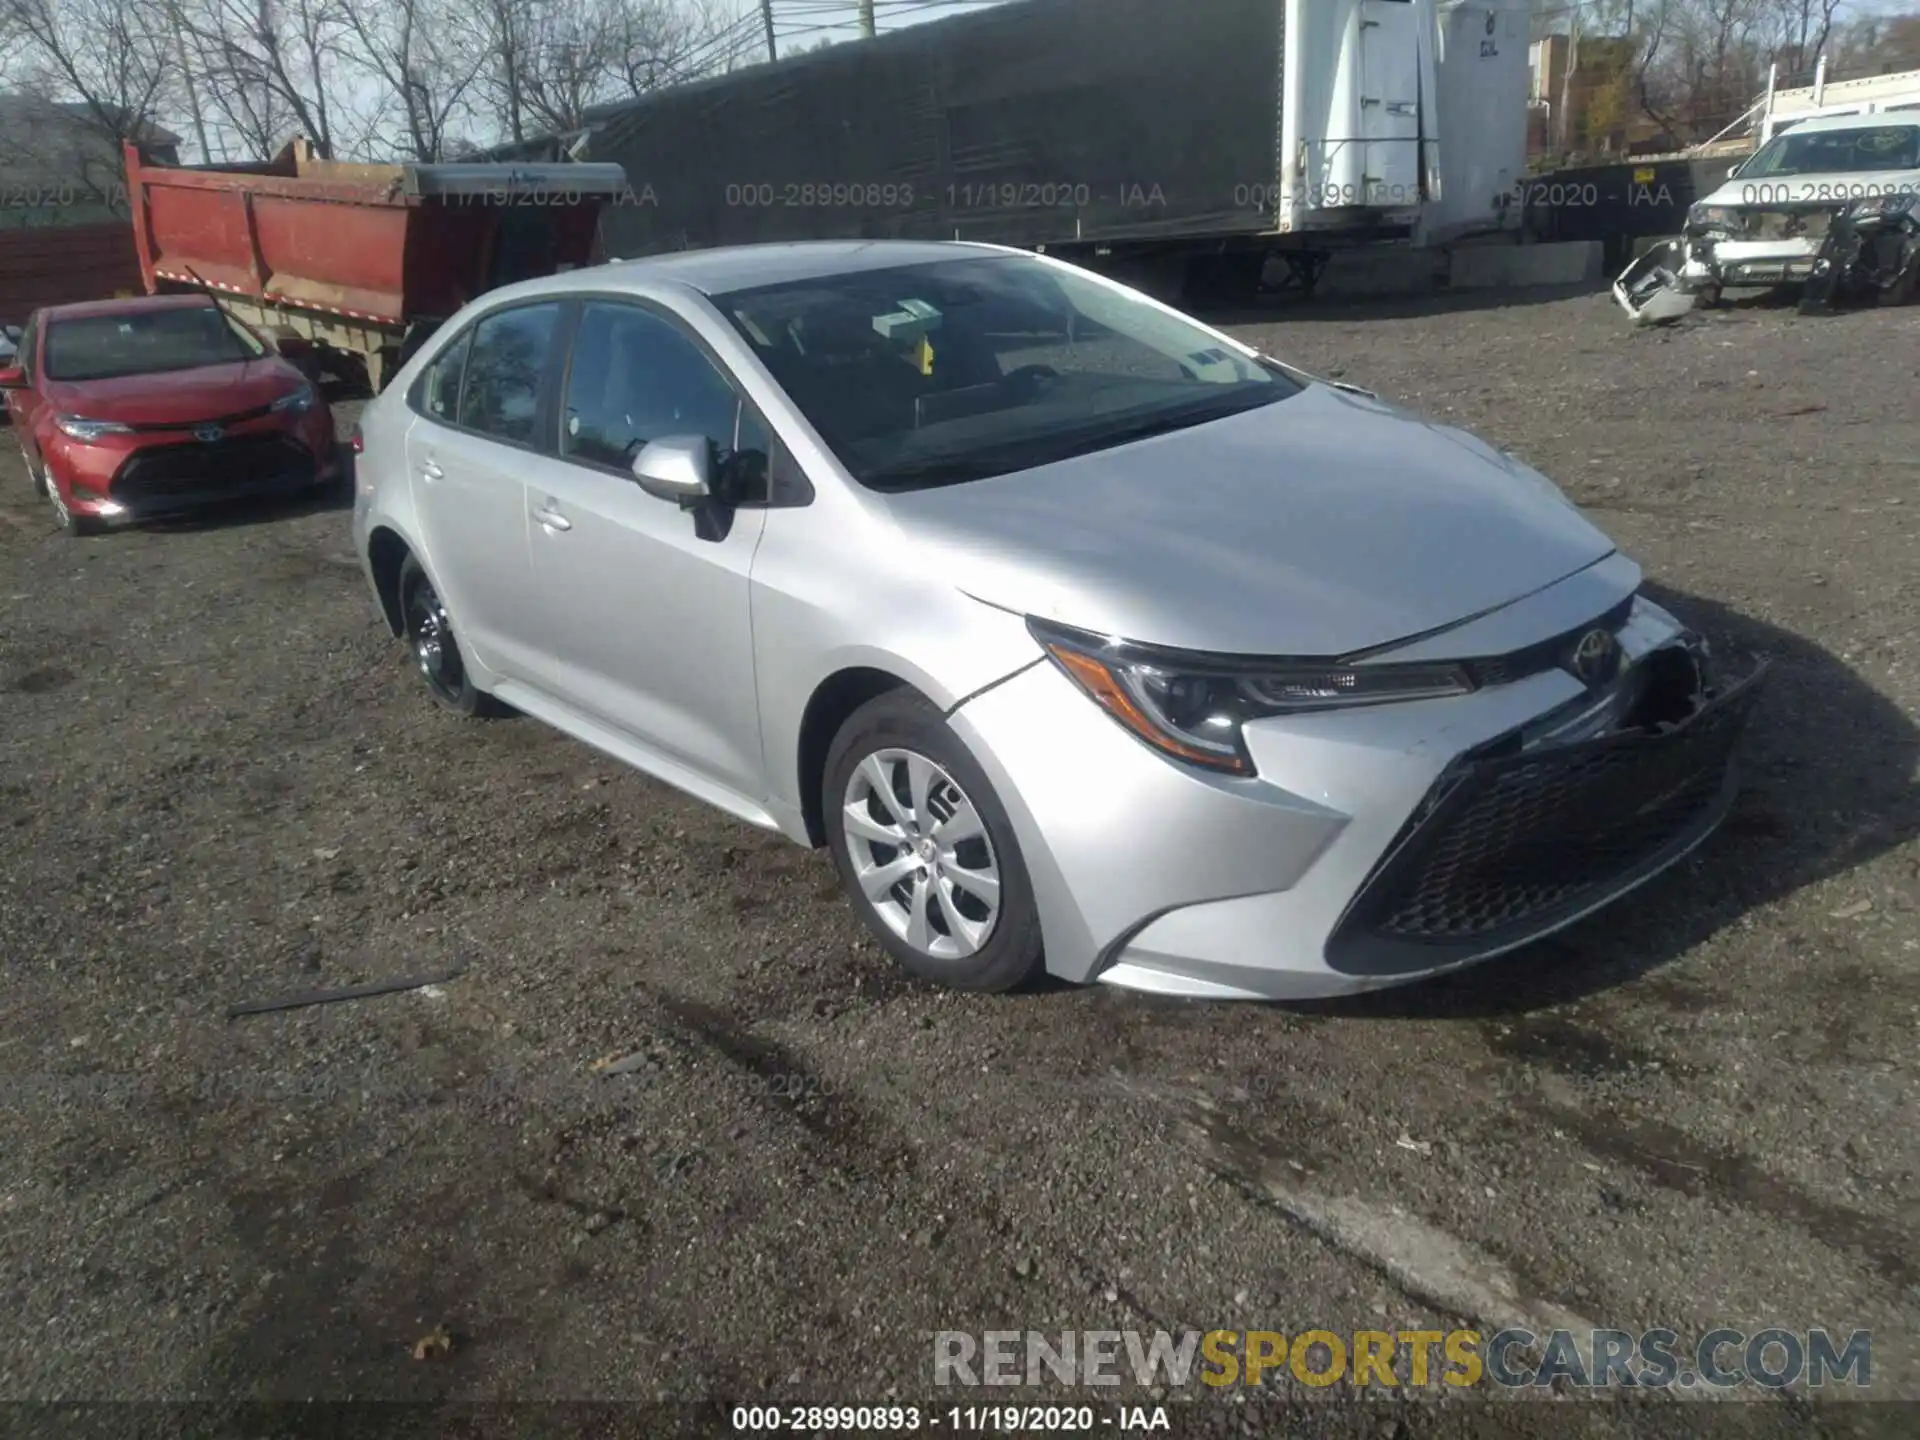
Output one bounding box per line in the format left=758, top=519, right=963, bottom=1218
left=866, top=393, right=1273, bottom=490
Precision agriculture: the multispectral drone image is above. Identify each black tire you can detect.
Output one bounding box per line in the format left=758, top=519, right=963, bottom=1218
left=21, top=442, right=45, bottom=497
left=44, top=471, right=102, bottom=536
left=396, top=553, right=500, bottom=717
left=823, top=690, right=1044, bottom=993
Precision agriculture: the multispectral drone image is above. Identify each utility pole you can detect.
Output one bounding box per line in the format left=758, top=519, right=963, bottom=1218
left=858, top=0, right=876, bottom=38
left=1558, top=2, right=1582, bottom=156
left=762, top=0, right=778, bottom=61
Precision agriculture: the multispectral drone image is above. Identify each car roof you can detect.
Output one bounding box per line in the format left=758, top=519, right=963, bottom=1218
left=490, top=240, right=1022, bottom=307
left=40, top=293, right=218, bottom=322
left=1774, top=111, right=1920, bottom=137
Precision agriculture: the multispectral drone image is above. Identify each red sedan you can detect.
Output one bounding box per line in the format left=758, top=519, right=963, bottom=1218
left=1, top=294, right=337, bottom=535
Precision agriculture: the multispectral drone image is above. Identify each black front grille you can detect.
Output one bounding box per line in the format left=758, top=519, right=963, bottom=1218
left=1463, top=597, right=1634, bottom=688
left=111, top=434, right=316, bottom=506
left=1327, top=664, right=1765, bottom=975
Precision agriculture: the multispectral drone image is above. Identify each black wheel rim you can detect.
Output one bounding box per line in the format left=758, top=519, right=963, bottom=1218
left=404, top=577, right=465, bottom=703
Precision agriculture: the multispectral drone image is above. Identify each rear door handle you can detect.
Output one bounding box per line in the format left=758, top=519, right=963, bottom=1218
left=421, top=459, right=444, bottom=481
left=532, top=504, right=571, bottom=532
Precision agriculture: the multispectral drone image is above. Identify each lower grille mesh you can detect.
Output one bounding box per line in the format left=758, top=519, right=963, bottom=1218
left=1338, top=670, right=1762, bottom=955
left=111, top=435, right=315, bottom=505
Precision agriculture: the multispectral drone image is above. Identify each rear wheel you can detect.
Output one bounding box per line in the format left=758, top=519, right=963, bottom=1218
left=824, top=691, right=1043, bottom=992
left=397, top=553, right=498, bottom=716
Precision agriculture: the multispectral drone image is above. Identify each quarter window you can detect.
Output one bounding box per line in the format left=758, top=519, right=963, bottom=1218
left=458, top=302, right=561, bottom=445
left=418, top=329, right=471, bottom=423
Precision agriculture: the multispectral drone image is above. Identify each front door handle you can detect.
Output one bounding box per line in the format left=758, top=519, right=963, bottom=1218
left=421, top=459, right=444, bottom=481
left=532, top=504, right=571, bottom=532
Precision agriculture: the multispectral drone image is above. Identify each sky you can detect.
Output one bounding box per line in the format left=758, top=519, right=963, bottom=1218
left=756, top=0, right=1012, bottom=55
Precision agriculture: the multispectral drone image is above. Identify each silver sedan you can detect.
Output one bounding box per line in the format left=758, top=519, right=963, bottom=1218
left=351, top=240, right=1762, bottom=999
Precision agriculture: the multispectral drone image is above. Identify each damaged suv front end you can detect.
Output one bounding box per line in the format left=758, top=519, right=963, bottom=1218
left=1615, top=116, right=1920, bottom=324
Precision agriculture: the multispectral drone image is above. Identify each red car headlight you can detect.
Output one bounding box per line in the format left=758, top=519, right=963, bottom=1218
left=269, top=382, right=316, bottom=415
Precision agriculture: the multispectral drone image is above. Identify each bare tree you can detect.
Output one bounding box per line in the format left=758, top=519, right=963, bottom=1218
left=474, top=0, right=767, bottom=145
left=0, top=0, right=177, bottom=204
left=178, top=0, right=356, bottom=159
left=336, top=0, right=489, bottom=161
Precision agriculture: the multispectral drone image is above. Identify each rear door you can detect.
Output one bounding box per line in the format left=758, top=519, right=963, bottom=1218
left=516, top=297, right=769, bottom=796
left=404, top=300, right=564, bottom=682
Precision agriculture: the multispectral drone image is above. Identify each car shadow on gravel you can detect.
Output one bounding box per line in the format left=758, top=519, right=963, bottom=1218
left=1281, top=583, right=1919, bottom=1020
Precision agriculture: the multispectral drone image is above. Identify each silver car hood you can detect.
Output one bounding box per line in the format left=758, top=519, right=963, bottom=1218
left=884, top=382, right=1617, bottom=657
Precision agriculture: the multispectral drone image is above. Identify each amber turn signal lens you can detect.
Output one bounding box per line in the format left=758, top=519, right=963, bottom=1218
left=1045, top=644, right=1251, bottom=775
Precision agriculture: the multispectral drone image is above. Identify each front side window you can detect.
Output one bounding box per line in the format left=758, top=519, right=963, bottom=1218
left=43, top=303, right=261, bottom=382
left=711, top=253, right=1301, bottom=490
left=458, top=302, right=561, bottom=445
left=561, top=302, right=742, bottom=469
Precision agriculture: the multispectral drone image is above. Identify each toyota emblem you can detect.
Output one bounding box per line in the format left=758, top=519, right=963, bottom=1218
left=194, top=423, right=223, bottom=443
left=1569, top=628, right=1622, bottom=687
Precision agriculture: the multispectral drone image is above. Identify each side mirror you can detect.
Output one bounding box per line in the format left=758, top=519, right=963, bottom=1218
left=1726, top=160, right=1744, bottom=179
left=0, top=365, right=25, bottom=389
left=631, top=435, right=712, bottom=505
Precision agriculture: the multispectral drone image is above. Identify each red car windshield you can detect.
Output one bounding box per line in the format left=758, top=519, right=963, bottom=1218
left=43, top=306, right=263, bottom=382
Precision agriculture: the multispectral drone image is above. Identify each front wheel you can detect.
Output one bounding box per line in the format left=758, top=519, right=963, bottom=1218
left=20, top=440, right=45, bottom=497
left=44, top=470, right=101, bottom=536
left=824, top=691, right=1044, bottom=992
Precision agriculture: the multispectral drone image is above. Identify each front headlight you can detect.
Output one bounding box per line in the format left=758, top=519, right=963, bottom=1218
left=269, top=382, right=315, bottom=414
left=1031, top=619, right=1475, bottom=775
left=1687, top=203, right=1739, bottom=232
left=54, top=414, right=134, bottom=442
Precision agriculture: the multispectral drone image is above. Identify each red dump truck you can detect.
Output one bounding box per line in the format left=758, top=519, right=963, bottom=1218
left=123, top=138, right=628, bottom=390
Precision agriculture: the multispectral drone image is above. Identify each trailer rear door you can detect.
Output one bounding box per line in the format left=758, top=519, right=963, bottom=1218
left=1355, top=0, right=1423, bottom=204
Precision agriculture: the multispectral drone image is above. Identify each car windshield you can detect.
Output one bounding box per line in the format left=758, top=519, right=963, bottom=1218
left=711, top=254, right=1302, bottom=490
left=43, top=305, right=264, bottom=382
left=1740, top=124, right=1920, bottom=178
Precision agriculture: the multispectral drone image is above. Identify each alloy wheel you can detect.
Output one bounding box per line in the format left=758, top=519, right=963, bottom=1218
left=404, top=575, right=466, bottom=704
left=841, top=748, right=1001, bottom=960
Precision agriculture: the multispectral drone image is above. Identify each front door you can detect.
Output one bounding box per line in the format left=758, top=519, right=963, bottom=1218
left=519, top=299, right=768, bottom=797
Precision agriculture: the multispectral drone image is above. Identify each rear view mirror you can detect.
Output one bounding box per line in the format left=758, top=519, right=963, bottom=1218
left=632, top=435, right=712, bottom=505
left=0, top=365, right=24, bottom=389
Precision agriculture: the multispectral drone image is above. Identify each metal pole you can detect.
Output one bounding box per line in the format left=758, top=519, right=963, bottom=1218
left=858, top=0, right=877, bottom=38
left=762, top=0, right=778, bottom=61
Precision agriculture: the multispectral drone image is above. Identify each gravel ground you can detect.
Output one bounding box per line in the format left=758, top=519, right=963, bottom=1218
left=0, top=286, right=1914, bottom=1439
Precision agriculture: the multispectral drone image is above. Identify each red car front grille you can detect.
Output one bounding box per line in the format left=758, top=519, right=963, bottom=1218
left=109, top=434, right=316, bottom=505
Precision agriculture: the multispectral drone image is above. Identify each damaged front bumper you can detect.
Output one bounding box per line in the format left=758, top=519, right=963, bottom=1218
left=1617, top=193, right=1920, bottom=323
left=1613, top=239, right=1704, bottom=325
left=1800, top=192, right=1920, bottom=312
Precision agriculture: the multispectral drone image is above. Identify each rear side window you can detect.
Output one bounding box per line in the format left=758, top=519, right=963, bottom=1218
left=419, top=330, right=471, bottom=422
left=458, top=303, right=561, bottom=445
